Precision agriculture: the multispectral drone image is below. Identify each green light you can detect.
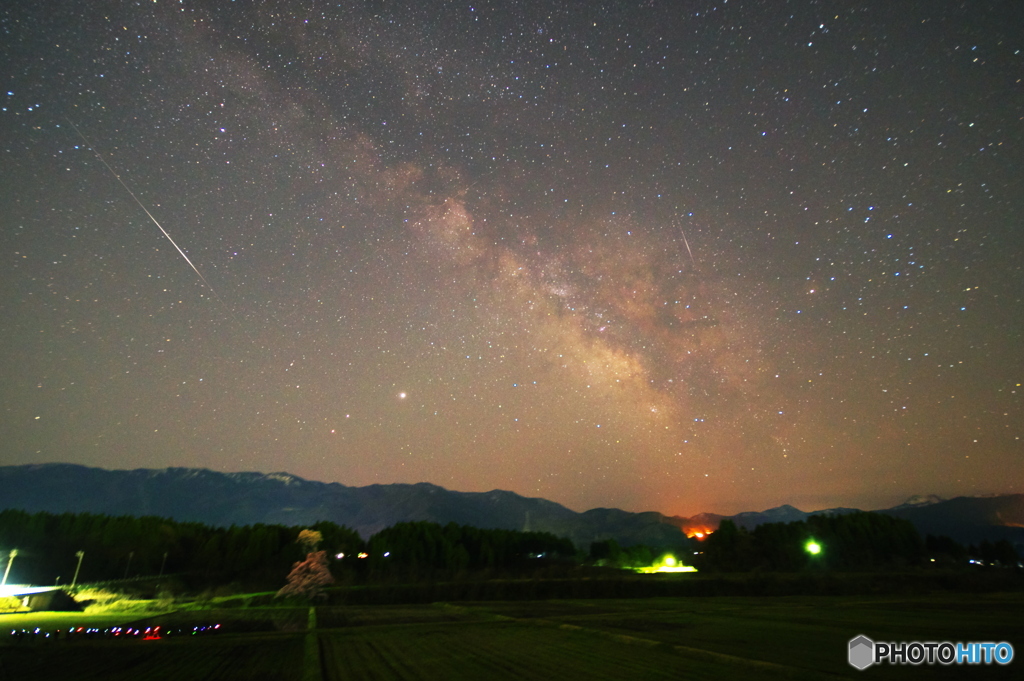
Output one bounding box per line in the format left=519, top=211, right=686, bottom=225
left=805, top=541, right=822, bottom=555
left=631, top=553, right=698, bottom=574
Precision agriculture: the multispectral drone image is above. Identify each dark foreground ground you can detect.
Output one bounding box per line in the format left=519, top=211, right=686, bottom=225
left=1, top=591, right=1020, bottom=680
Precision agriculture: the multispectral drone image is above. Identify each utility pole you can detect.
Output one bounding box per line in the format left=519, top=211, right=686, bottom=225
left=71, top=550, right=85, bottom=589
left=158, top=552, right=168, bottom=578
left=1, top=549, right=17, bottom=587
left=124, top=551, right=134, bottom=580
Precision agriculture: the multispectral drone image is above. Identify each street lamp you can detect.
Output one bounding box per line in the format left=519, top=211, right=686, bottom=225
left=1, top=549, right=18, bottom=587
left=71, top=550, right=85, bottom=589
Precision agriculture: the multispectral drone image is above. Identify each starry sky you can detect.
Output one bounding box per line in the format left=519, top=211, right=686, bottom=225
left=2, top=1, right=1022, bottom=517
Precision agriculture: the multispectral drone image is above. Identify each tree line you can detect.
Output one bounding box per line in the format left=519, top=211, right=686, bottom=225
left=0, top=509, right=361, bottom=589
left=2, top=508, right=1009, bottom=592
left=365, top=521, right=576, bottom=579
left=698, top=511, right=1018, bottom=572
left=0, top=510, right=575, bottom=589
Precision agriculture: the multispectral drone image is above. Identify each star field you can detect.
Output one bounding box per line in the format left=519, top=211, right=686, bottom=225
left=1, top=1, right=1021, bottom=515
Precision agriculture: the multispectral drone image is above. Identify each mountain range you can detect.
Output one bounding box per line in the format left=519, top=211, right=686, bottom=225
left=1, top=464, right=1021, bottom=550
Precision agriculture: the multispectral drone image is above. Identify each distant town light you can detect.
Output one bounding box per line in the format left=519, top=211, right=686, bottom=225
left=633, top=553, right=697, bottom=574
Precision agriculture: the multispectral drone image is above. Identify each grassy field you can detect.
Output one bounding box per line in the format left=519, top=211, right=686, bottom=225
left=1, top=592, right=1020, bottom=679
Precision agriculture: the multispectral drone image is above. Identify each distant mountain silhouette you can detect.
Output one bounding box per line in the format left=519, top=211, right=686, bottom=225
left=1, top=464, right=1020, bottom=550
left=722, top=505, right=862, bottom=531
left=887, top=494, right=946, bottom=511
left=0, top=464, right=684, bottom=549
left=674, top=496, right=1024, bottom=549
left=730, top=504, right=809, bottom=529
left=880, top=494, right=1024, bottom=546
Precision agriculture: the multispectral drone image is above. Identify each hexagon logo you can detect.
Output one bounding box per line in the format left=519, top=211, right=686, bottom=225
left=849, top=635, right=875, bottom=670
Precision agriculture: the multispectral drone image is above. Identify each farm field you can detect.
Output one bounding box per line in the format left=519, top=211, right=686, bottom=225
left=450, top=592, right=1022, bottom=680
left=1, top=593, right=1020, bottom=680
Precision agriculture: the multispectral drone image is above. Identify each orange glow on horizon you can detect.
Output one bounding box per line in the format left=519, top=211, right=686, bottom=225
left=684, top=526, right=715, bottom=539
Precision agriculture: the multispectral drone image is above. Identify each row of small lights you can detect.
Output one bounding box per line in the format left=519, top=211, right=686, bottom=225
left=335, top=552, right=390, bottom=559
left=7, top=624, right=221, bottom=641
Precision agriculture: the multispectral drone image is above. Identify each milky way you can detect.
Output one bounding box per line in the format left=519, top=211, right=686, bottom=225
left=1, top=1, right=1021, bottom=515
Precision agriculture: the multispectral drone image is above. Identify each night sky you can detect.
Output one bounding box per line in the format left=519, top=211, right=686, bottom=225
left=2, top=1, right=1022, bottom=517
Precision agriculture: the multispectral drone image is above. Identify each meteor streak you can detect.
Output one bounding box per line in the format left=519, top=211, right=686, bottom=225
left=65, top=118, right=221, bottom=300
left=680, top=226, right=696, bottom=267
